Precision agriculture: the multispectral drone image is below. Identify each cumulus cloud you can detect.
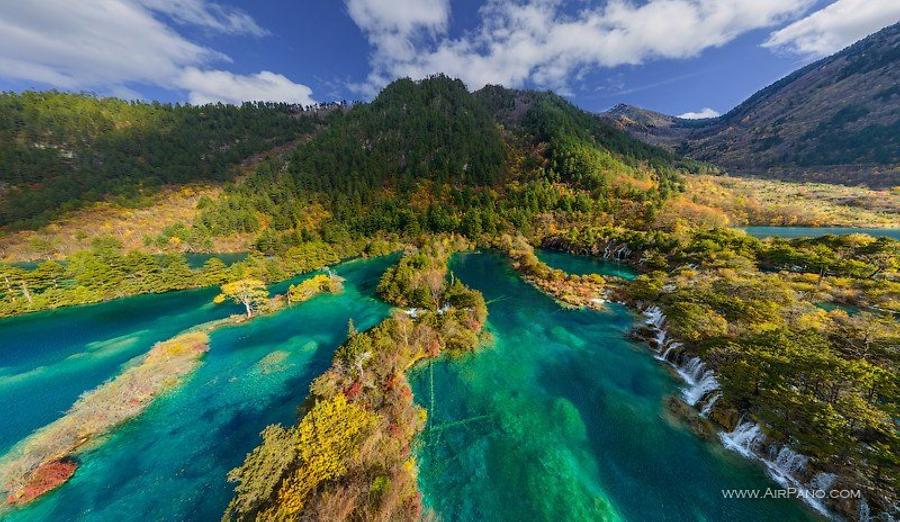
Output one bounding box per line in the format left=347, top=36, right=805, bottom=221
left=678, top=107, right=720, bottom=119
left=764, top=0, right=900, bottom=57
left=347, top=0, right=815, bottom=95
left=345, top=0, right=451, bottom=95
left=179, top=68, right=315, bottom=105
left=0, top=0, right=314, bottom=104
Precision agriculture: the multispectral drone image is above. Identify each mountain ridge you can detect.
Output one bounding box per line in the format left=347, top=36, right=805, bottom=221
left=600, top=23, right=900, bottom=187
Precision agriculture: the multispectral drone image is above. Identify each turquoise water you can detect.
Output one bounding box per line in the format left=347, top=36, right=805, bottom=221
left=410, top=252, right=817, bottom=521
left=741, top=226, right=899, bottom=240
left=816, top=302, right=860, bottom=315
left=536, top=248, right=637, bottom=280
left=4, top=255, right=393, bottom=521
left=11, top=252, right=246, bottom=270
left=184, top=252, right=247, bottom=268
left=0, top=287, right=241, bottom=453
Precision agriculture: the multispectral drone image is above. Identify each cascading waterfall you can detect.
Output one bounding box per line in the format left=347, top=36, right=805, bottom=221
left=700, top=393, right=720, bottom=417
left=720, top=420, right=766, bottom=458
left=810, top=472, right=837, bottom=492
left=655, top=329, right=667, bottom=349
left=659, top=342, right=681, bottom=362
left=771, top=446, right=809, bottom=477
left=720, top=421, right=835, bottom=517
left=675, top=357, right=721, bottom=406
left=644, top=306, right=664, bottom=329
left=643, top=308, right=720, bottom=408
left=641, top=307, right=854, bottom=520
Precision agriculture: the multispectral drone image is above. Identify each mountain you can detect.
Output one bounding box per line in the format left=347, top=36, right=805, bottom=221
left=0, top=92, right=328, bottom=228
left=601, top=23, right=900, bottom=187
left=193, top=75, right=700, bottom=247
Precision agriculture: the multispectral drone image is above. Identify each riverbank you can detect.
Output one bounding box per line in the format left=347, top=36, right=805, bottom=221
left=524, top=229, right=898, bottom=520
left=495, top=234, right=617, bottom=309
left=0, top=237, right=400, bottom=319
left=224, top=237, right=488, bottom=520
left=635, top=306, right=840, bottom=517
left=0, top=268, right=347, bottom=510
left=409, top=251, right=817, bottom=521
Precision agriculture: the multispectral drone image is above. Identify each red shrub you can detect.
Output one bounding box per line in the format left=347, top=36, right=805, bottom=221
left=9, top=459, right=78, bottom=505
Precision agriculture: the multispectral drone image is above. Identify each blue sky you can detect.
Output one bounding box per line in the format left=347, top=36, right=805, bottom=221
left=1, top=0, right=898, bottom=117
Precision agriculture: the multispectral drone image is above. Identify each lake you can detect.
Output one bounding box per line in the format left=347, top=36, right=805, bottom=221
left=1, top=255, right=394, bottom=520
left=2, top=251, right=823, bottom=520
left=410, top=252, right=818, bottom=521
left=741, top=226, right=900, bottom=240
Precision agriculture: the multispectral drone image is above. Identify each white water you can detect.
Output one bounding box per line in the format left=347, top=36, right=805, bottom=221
left=640, top=307, right=867, bottom=520
left=720, top=421, right=833, bottom=517
left=644, top=306, right=664, bottom=329
left=643, top=308, right=721, bottom=409
left=700, top=393, right=720, bottom=417
left=675, top=356, right=720, bottom=406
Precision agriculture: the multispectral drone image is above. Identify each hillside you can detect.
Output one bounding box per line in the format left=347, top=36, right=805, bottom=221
left=601, top=23, right=900, bottom=187
left=3, top=75, right=894, bottom=262
left=195, top=75, right=692, bottom=250
left=0, top=91, right=328, bottom=228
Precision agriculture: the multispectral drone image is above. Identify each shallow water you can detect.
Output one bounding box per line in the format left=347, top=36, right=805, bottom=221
left=3, top=255, right=394, bottom=521
left=0, top=287, right=241, bottom=453
left=184, top=252, right=248, bottom=269
left=741, top=226, right=899, bottom=240
left=410, top=252, right=817, bottom=521
left=536, top=248, right=637, bottom=280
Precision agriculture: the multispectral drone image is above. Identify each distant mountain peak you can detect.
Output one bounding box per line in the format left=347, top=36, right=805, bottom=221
left=599, top=22, right=900, bottom=187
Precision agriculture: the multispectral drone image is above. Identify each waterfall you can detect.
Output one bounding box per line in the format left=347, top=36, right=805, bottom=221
left=654, top=329, right=667, bottom=350
left=720, top=420, right=765, bottom=458
left=858, top=498, right=870, bottom=522
left=640, top=308, right=849, bottom=520
left=659, top=342, right=681, bottom=362
left=810, top=472, right=836, bottom=492
left=644, top=306, right=664, bottom=328
left=700, top=392, right=720, bottom=416
left=721, top=421, right=834, bottom=517
left=682, top=370, right=719, bottom=406
left=770, top=446, right=809, bottom=476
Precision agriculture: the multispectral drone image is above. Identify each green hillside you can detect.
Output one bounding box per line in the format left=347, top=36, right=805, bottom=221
left=0, top=91, right=319, bottom=227
left=198, top=75, right=690, bottom=250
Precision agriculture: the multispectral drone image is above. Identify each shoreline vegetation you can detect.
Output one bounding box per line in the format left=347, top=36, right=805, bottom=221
left=0, top=264, right=349, bottom=510
left=224, top=236, right=488, bottom=520
left=537, top=226, right=899, bottom=520
left=0, top=237, right=399, bottom=319
left=2, top=76, right=897, bottom=520
left=495, top=234, right=615, bottom=309
left=0, top=329, right=211, bottom=509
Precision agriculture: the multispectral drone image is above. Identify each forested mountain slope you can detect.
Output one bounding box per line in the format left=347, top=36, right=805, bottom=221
left=197, top=75, right=695, bottom=249
left=0, top=91, right=325, bottom=228
left=601, top=23, right=900, bottom=187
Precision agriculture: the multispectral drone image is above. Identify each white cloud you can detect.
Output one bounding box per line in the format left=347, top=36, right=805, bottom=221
left=138, top=0, right=269, bottom=36
left=678, top=107, right=720, bottom=119
left=179, top=68, right=315, bottom=105
left=347, top=0, right=815, bottom=95
left=346, top=0, right=449, bottom=35
left=764, top=0, right=900, bottom=57
left=0, top=0, right=314, bottom=104
left=345, top=0, right=451, bottom=95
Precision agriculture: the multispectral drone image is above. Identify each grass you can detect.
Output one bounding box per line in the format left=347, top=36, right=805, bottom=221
left=0, top=185, right=256, bottom=262
left=682, top=175, right=900, bottom=228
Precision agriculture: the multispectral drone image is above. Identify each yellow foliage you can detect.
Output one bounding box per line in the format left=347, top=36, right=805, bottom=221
left=272, top=394, right=377, bottom=515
